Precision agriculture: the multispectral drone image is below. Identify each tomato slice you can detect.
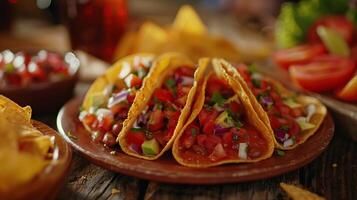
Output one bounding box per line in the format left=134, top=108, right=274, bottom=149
left=308, top=15, right=354, bottom=44
left=289, top=56, right=355, bottom=92
left=148, top=109, right=164, bottom=132
left=273, top=44, right=325, bottom=70
left=336, top=75, right=357, bottom=102
left=154, top=88, right=173, bottom=102
left=126, top=131, right=146, bottom=146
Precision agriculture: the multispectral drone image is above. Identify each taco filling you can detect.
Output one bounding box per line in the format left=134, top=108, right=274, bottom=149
left=236, top=65, right=319, bottom=148
left=79, top=57, right=153, bottom=147
left=177, top=74, right=269, bottom=164
left=125, top=66, right=195, bottom=156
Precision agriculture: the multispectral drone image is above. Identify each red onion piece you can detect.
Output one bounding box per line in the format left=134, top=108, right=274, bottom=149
left=108, top=90, right=129, bottom=108
left=214, top=125, right=230, bottom=134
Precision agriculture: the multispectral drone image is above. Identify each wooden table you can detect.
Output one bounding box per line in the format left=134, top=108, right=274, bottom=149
left=34, top=105, right=356, bottom=200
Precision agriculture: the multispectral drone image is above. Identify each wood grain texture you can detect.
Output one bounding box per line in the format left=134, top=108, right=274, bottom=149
left=35, top=111, right=356, bottom=200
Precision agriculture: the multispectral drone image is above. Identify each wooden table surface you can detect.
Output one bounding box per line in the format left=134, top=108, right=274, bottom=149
left=35, top=102, right=356, bottom=200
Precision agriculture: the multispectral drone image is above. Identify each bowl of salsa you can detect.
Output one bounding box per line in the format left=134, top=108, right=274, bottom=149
left=0, top=49, right=80, bottom=114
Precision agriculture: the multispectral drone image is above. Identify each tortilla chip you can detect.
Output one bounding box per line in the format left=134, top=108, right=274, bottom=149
left=172, top=58, right=274, bottom=167
left=118, top=52, right=195, bottom=160
left=0, top=96, right=52, bottom=194
left=172, top=5, right=207, bottom=35
left=216, top=61, right=327, bottom=150
left=280, top=183, right=325, bottom=200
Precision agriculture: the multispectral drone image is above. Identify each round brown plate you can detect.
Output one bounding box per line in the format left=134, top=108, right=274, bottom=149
left=57, top=97, right=334, bottom=185
left=9, top=120, right=73, bottom=200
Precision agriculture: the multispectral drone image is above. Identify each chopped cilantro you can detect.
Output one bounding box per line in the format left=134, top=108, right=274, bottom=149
left=252, top=79, right=262, bottom=88
left=165, top=78, right=176, bottom=89
left=191, top=128, right=197, bottom=136
left=130, top=127, right=145, bottom=132
left=211, top=92, right=226, bottom=105
left=280, top=125, right=290, bottom=132
left=247, top=64, right=258, bottom=75
left=276, top=150, right=285, bottom=156
left=235, top=120, right=243, bottom=129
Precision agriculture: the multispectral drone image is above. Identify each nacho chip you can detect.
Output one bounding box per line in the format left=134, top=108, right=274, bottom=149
left=0, top=95, right=52, bottom=195
left=280, top=183, right=325, bottom=200
left=172, top=5, right=207, bottom=35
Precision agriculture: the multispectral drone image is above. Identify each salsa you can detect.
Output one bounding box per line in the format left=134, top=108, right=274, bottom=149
left=178, top=74, right=268, bottom=164
left=125, top=66, right=195, bottom=156
left=0, top=50, right=77, bottom=87
left=236, top=65, right=317, bottom=147
left=79, top=56, right=153, bottom=147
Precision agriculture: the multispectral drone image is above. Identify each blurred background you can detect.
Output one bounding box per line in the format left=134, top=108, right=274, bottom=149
left=0, top=0, right=285, bottom=62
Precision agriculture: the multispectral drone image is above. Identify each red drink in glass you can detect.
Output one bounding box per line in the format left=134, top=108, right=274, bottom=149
left=61, top=0, right=128, bottom=62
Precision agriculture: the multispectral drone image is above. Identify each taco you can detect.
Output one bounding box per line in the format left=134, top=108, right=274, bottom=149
left=118, top=53, right=197, bottom=160
left=215, top=59, right=327, bottom=150
left=172, top=58, right=274, bottom=167
left=79, top=53, right=155, bottom=147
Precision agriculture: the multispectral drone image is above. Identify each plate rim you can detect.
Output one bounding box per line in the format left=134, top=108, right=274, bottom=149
left=57, top=97, right=334, bottom=185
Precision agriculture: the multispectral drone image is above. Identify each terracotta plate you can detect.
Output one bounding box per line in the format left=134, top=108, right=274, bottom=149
left=9, top=120, right=72, bottom=200
left=57, top=97, right=334, bottom=185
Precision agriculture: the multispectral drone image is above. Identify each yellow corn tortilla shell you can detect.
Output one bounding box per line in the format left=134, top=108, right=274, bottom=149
left=0, top=95, right=52, bottom=195
left=172, top=58, right=274, bottom=167
left=118, top=52, right=195, bottom=160
left=280, top=183, right=325, bottom=200
left=216, top=59, right=327, bottom=150
left=82, top=53, right=155, bottom=111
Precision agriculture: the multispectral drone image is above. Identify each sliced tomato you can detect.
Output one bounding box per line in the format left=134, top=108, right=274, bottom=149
left=336, top=75, right=357, bottom=102
left=308, top=15, right=354, bottom=44
left=130, top=74, right=142, bottom=88
left=126, top=131, right=145, bottom=146
left=198, top=109, right=218, bottom=126
left=148, top=109, right=164, bottom=131
left=229, top=101, right=241, bottom=113
left=289, top=56, right=355, bottom=92
left=273, top=44, right=326, bottom=70
left=154, top=88, right=173, bottom=102
left=97, top=115, right=114, bottom=133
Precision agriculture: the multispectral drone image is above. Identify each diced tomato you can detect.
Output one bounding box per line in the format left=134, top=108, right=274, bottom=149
left=126, top=131, right=146, bottom=146
left=222, top=131, right=233, bottom=147
left=288, top=120, right=301, bottom=137
left=206, top=75, right=230, bottom=96
left=127, top=92, right=136, bottom=104
left=289, top=56, right=355, bottom=92
left=97, top=115, right=114, bottom=133
left=197, top=134, right=207, bottom=147
left=273, top=44, right=325, bottom=70
left=335, top=75, right=357, bottom=102
left=291, top=108, right=303, bottom=118
left=183, top=135, right=196, bottom=149
left=277, top=104, right=291, bottom=116
left=235, top=65, right=251, bottom=81
left=82, top=113, right=97, bottom=127
left=177, top=85, right=191, bottom=98
left=269, top=115, right=281, bottom=129
left=148, top=109, right=164, bottom=132
left=208, top=143, right=227, bottom=161
left=130, top=74, right=142, bottom=88
left=154, top=88, right=173, bottom=102
left=110, top=103, right=128, bottom=115
left=198, top=109, right=218, bottom=126
left=167, top=111, right=180, bottom=130
left=175, top=66, right=195, bottom=77
left=204, top=135, right=222, bottom=152
left=202, top=119, right=215, bottom=135
left=308, top=15, right=354, bottom=44
left=229, top=101, right=240, bottom=113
